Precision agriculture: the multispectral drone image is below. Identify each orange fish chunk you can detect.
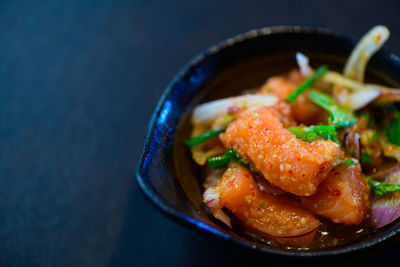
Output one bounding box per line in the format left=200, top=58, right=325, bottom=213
left=220, top=107, right=344, bottom=196
left=291, top=92, right=326, bottom=125
left=301, top=160, right=370, bottom=225
left=260, top=75, right=325, bottom=125
left=209, top=163, right=319, bottom=245
left=260, top=76, right=296, bottom=100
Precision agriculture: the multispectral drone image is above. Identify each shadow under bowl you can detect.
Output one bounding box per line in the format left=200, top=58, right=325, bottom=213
left=137, top=26, right=400, bottom=259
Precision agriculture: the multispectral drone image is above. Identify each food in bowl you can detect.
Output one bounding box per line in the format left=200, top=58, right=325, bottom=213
left=185, top=25, right=400, bottom=250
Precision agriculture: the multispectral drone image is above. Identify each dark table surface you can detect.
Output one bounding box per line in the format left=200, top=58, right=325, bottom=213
left=2, top=0, right=400, bottom=266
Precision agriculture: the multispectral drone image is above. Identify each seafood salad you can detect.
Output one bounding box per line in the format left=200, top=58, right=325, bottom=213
left=185, top=26, right=400, bottom=249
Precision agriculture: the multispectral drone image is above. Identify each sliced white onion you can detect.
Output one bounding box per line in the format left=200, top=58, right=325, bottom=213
left=192, top=94, right=277, bottom=123
left=371, top=170, right=400, bottom=228
left=324, top=71, right=383, bottom=92
left=344, top=25, right=390, bottom=82
left=213, top=209, right=232, bottom=229
left=324, top=71, right=365, bottom=90
left=323, top=71, right=382, bottom=110
left=296, top=52, right=311, bottom=77
left=344, top=89, right=381, bottom=110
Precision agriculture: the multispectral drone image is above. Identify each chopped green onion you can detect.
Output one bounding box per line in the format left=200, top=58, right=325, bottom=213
left=208, top=147, right=250, bottom=170
left=288, top=125, right=339, bottom=143
left=366, top=176, right=400, bottom=196
left=185, top=128, right=225, bottom=147
left=308, top=90, right=357, bottom=129
left=207, top=153, right=232, bottom=170
left=286, top=65, right=328, bottom=103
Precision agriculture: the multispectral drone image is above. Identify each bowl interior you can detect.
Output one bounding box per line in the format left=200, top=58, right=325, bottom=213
left=138, top=26, right=400, bottom=257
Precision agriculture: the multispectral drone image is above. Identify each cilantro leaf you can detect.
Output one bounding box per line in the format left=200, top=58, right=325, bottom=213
left=308, top=90, right=357, bottom=129
left=337, top=159, right=357, bottom=167
left=366, top=176, right=400, bottom=196
left=288, top=125, right=339, bottom=143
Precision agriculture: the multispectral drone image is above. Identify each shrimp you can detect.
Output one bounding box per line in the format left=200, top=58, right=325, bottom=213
left=204, top=163, right=320, bottom=246
left=220, top=107, right=344, bottom=196
left=301, top=159, right=370, bottom=225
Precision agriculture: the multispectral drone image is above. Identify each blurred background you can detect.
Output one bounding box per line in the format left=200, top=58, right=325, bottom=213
left=1, top=0, right=400, bottom=266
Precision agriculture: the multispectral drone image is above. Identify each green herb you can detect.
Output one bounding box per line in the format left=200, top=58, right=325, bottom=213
left=333, top=159, right=357, bottom=171
left=288, top=125, right=339, bottom=143
left=286, top=65, right=328, bottom=103
left=185, top=128, right=225, bottom=147
left=375, top=103, right=400, bottom=146
left=308, top=90, right=357, bottom=129
left=337, top=159, right=357, bottom=167
left=386, top=117, right=400, bottom=146
left=208, top=147, right=250, bottom=170
left=289, top=126, right=318, bottom=142
left=207, top=153, right=231, bottom=169
left=366, top=176, right=400, bottom=196
left=371, top=131, right=378, bottom=141
left=361, top=152, right=373, bottom=165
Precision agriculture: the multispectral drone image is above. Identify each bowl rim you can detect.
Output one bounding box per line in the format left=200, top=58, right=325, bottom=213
left=137, top=25, right=400, bottom=258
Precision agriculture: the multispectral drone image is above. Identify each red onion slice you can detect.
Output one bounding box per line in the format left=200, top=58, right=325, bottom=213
left=203, top=187, right=220, bottom=208
left=203, top=187, right=232, bottom=228
left=370, top=170, right=400, bottom=228
left=370, top=201, right=400, bottom=228
left=342, top=130, right=361, bottom=161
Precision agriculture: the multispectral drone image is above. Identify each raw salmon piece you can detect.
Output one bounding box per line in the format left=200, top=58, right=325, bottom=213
left=301, top=160, right=370, bottom=225
left=220, top=107, right=344, bottom=196
left=206, top=163, right=319, bottom=246
left=286, top=69, right=305, bottom=86
left=291, top=92, right=326, bottom=125
left=267, top=100, right=297, bottom=128
left=260, top=75, right=326, bottom=125
left=258, top=77, right=297, bottom=127
left=260, top=76, right=296, bottom=100
left=274, top=229, right=318, bottom=247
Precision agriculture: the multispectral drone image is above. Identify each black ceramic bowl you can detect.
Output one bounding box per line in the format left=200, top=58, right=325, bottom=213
left=137, top=26, right=400, bottom=258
